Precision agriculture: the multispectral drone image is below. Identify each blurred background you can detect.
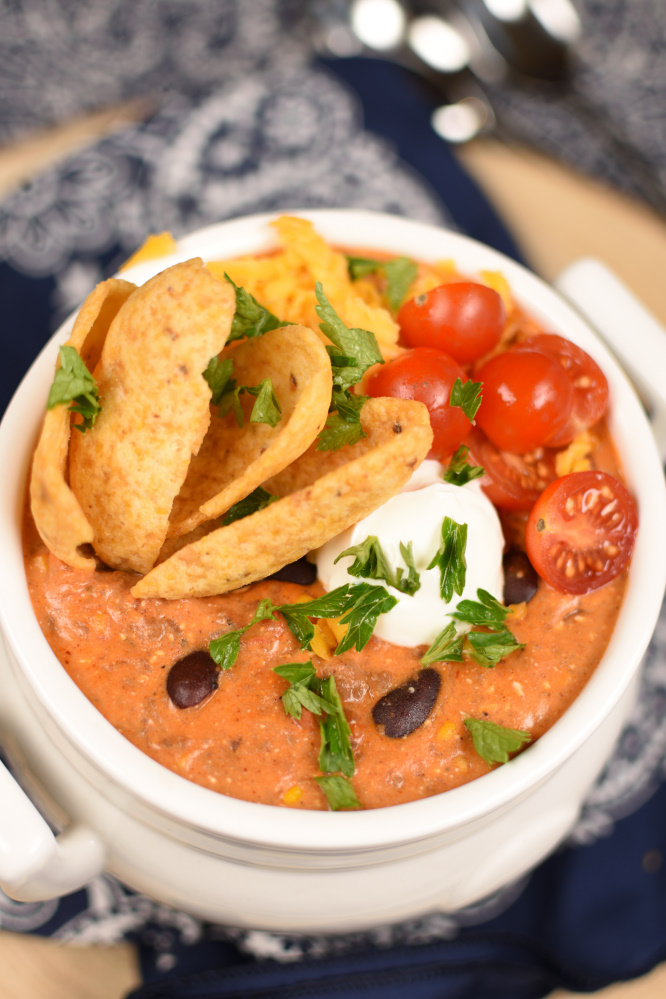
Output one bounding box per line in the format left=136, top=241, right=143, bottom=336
left=0, top=2, right=665, bottom=997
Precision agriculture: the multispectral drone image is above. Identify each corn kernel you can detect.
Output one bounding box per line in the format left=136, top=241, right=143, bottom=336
left=283, top=785, right=304, bottom=806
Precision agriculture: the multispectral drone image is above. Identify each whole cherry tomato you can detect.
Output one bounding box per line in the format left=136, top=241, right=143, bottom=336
left=513, top=333, right=609, bottom=446
left=475, top=349, right=574, bottom=453
left=525, top=470, right=638, bottom=594
left=398, top=282, right=505, bottom=364
left=466, top=428, right=557, bottom=511
left=366, top=348, right=472, bottom=459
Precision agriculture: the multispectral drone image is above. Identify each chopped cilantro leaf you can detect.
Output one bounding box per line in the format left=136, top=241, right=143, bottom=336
left=209, top=599, right=276, bottom=670
left=315, top=283, right=383, bottom=392
left=450, top=378, right=483, bottom=422
left=464, top=717, right=531, bottom=766
left=420, top=622, right=464, bottom=665
left=443, top=445, right=485, bottom=487
left=245, top=378, right=282, bottom=427
left=46, top=346, right=101, bottom=432
left=315, top=775, right=362, bottom=810
left=335, top=583, right=398, bottom=655
left=383, top=257, right=419, bottom=312
left=451, top=588, right=508, bottom=630
left=273, top=662, right=334, bottom=719
left=221, top=487, right=279, bottom=526
left=345, top=255, right=418, bottom=312
left=464, top=628, right=525, bottom=668
left=316, top=388, right=367, bottom=452
left=224, top=273, right=287, bottom=341
left=427, top=517, right=468, bottom=603
left=317, top=675, right=355, bottom=777
left=335, top=535, right=421, bottom=596
left=203, top=356, right=235, bottom=405
left=274, top=586, right=352, bottom=650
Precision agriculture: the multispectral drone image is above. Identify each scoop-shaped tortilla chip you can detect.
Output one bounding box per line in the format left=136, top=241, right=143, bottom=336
left=131, top=398, right=433, bottom=599
left=168, top=324, right=332, bottom=540
left=69, top=259, right=235, bottom=574
left=30, top=278, right=136, bottom=570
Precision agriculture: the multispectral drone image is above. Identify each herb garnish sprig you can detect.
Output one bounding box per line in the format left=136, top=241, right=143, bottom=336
left=443, top=445, right=485, bottom=487
left=46, top=345, right=102, bottom=433
left=335, top=535, right=420, bottom=596
left=449, top=378, right=483, bottom=422
left=427, top=516, right=468, bottom=603
left=221, top=487, right=279, bottom=526
left=464, top=718, right=531, bottom=766
left=315, top=284, right=383, bottom=452
left=273, top=663, right=360, bottom=808
left=208, top=599, right=276, bottom=671
left=224, top=273, right=287, bottom=341
left=346, top=255, right=418, bottom=313
left=421, top=588, right=524, bottom=668
left=203, top=357, right=281, bottom=428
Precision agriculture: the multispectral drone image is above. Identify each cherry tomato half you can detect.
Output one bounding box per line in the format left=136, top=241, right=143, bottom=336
left=475, top=349, right=574, bottom=453
left=525, top=470, right=638, bottom=594
left=466, top=428, right=557, bottom=511
left=366, top=348, right=472, bottom=459
left=398, top=282, right=505, bottom=364
left=513, top=333, right=609, bottom=446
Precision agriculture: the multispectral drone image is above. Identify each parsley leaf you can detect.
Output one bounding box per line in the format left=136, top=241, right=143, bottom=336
left=427, top=517, right=468, bottom=603
left=383, top=257, right=419, bottom=312
left=315, top=774, right=362, bottom=810
left=209, top=599, right=276, bottom=670
left=273, top=584, right=396, bottom=656
left=443, top=445, right=485, bottom=487
left=245, top=378, right=282, bottom=427
left=450, top=378, right=483, bottom=422
left=224, top=273, right=287, bottom=342
left=275, top=587, right=353, bottom=650
left=420, top=622, right=464, bottom=665
left=346, top=255, right=418, bottom=312
left=273, top=662, right=334, bottom=719
left=46, top=345, right=101, bottom=433
left=335, top=535, right=421, bottom=596
left=464, top=717, right=531, bottom=766
left=464, top=629, right=525, bottom=668
left=317, top=675, right=355, bottom=777
left=451, top=588, right=508, bottom=630
left=203, top=356, right=235, bottom=405
left=273, top=667, right=356, bottom=782
left=215, top=374, right=282, bottom=428
left=316, top=388, right=367, bottom=452
left=335, top=583, right=398, bottom=655
left=221, top=486, right=279, bottom=526
left=315, top=283, right=383, bottom=391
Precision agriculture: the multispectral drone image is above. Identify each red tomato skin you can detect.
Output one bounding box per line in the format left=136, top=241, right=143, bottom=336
left=513, top=333, right=609, bottom=446
left=475, top=349, right=574, bottom=453
left=525, top=471, right=638, bottom=595
left=398, top=282, right=505, bottom=364
left=466, top=428, right=557, bottom=511
left=366, top=348, right=472, bottom=460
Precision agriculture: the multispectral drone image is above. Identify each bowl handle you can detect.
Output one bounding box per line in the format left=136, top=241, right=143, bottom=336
left=554, top=258, right=666, bottom=462
left=0, top=758, right=105, bottom=901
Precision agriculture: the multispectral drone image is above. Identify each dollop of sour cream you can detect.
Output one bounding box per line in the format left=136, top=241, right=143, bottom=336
left=316, top=460, right=505, bottom=648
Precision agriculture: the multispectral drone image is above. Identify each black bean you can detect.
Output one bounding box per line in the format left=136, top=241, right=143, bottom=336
left=266, top=556, right=317, bottom=585
left=503, top=549, right=539, bottom=605
left=167, top=650, right=218, bottom=709
left=372, top=669, right=441, bottom=738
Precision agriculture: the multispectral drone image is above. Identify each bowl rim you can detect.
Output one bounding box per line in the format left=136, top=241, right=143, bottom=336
left=1, top=207, right=665, bottom=853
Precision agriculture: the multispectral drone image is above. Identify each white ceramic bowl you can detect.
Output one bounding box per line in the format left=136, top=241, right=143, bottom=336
left=1, top=210, right=665, bottom=933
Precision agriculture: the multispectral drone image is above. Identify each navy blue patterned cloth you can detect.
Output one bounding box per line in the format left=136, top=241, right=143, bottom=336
left=1, top=3, right=665, bottom=997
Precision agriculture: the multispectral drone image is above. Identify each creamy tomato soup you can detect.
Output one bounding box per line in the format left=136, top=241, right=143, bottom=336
left=23, top=425, right=627, bottom=811
left=24, top=224, right=638, bottom=811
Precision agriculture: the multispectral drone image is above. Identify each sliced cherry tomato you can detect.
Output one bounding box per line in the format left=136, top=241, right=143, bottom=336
left=513, top=333, right=609, bottom=446
left=475, top=349, right=574, bottom=453
left=525, top=471, right=638, bottom=594
left=366, top=348, right=472, bottom=459
left=466, top=428, right=557, bottom=511
left=398, top=282, right=505, bottom=364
